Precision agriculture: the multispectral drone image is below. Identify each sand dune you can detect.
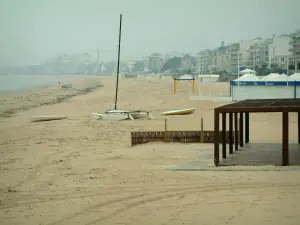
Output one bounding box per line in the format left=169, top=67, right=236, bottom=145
left=0, top=77, right=300, bottom=225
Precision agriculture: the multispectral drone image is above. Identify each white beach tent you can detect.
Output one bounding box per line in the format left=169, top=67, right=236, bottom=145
left=235, top=73, right=260, bottom=81
left=260, top=73, right=279, bottom=81
left=266, top=73, right=288, bottom=81
left=289, top=73, right=300, bottom=81
left=240, top=69, right=256, bottom=75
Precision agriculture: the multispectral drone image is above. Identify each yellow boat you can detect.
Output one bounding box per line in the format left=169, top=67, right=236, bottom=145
left=158, top=108, right=196, bottom=116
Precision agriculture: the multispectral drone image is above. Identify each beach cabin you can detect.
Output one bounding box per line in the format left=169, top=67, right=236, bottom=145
left=197, top=74, right=219, bottom=82
left=230, top=73, right=300, bottom=101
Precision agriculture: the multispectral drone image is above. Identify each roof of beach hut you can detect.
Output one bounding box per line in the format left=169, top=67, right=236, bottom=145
left=260, top=73, right=279, bottom=81
left=267, top=73, right=288, bottom=81
left=235, top=73, right=260, bottom=81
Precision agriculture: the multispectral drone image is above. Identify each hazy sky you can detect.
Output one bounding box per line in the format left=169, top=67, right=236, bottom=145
left=0, top=0, right=299, bottom=66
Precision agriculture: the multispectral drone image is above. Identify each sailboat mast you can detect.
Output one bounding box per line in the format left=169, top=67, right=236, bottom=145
left=114, top=14, right=122, bottom=110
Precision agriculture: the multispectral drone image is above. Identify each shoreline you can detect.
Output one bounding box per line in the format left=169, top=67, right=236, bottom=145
left=0, top=76, right=103, bottom=118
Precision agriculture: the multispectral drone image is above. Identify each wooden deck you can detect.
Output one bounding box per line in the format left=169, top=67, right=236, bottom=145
left=214, top=99, right=300, bottom=166
left=220, top=143, right=300, bottom=166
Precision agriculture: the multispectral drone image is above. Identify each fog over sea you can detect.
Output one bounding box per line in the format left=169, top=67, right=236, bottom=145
left=0, top=74, right=90, bottom=92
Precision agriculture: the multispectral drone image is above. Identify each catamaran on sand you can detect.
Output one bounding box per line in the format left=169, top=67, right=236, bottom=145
left=92, top=109, right=153, bottom=121
left=92, top=14, right=153, bottom=121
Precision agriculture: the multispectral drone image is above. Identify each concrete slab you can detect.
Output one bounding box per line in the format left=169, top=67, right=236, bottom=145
left=168, top=143, right=300, bottom=171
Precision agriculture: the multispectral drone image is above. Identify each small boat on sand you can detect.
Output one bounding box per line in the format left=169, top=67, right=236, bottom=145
left=29, top=115, right=67, bottom=122
left=92, top=110, right=133, bottom=121
left=92, top=15, right=153, bottom=121
left=129, top=110, right=154, bottom=120
left=92, top=109, right=153, bottom=121
left=159, top=108, right=196, bottom=116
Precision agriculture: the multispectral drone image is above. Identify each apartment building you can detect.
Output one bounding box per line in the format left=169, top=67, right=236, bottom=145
left=268, top=35, right=292, bottom=69
left=239, top=39, right=260, bottom=68
left=215, top=45, right=231, bottom=71
left=196, top=49, right=215, bottom=73
left=247, top=39, right=270, bottom=70
left=289, top=31, right=300, bottom=72
left=148, top=53, right=163, bottom=73
left=181, top=54, right=195, bottom=71
left=227, top=42, right=240, bottom=73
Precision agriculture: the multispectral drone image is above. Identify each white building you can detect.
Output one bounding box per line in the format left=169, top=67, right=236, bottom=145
left=239, top=40, right=257, bottom=67
left=268, top=35, right=292, bottom=69
left=246, top=39, right=271, bottom=70
left=148, top=53, right=163, bottom=73
left=289, top=31, right=300, bottom=73
left=196, top=49, right=215, bottom=73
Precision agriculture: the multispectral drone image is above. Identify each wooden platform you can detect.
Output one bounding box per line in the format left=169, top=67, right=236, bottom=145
left=220, top=143, right=300, bottom=166
left=131, top=130, right=237, bottom=146
left=168, top=143, right=300, bottom=171
left=214, top=99, right=300, bottom=166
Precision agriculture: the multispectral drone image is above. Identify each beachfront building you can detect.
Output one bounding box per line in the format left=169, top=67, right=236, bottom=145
left=289, top=30, right=300, bottom=73
left=215, top=43, right=231, bottom=72
left=238, top=39, right=258, bottom=69
left=227, top=42, right=240, bottom=73
left=214, top=41, right=252, bottom=74
left=246, top=39, right=270, bottom=70
left=196, top=49, right=215, bottom=74
left=268, top=35, right=292, bottom=69
left=148, top=53, right=163, bottom=73
left=181, top=54, right=196, bottom=72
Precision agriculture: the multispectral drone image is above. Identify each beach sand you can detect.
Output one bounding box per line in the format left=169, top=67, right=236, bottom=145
left=0, top=76, right=300, bottom=225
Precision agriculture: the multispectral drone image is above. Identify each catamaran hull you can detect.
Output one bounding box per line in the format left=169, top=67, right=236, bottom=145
left=130, top=111, right=153, bottom=120
left=92, top=112, right=130, bottom=121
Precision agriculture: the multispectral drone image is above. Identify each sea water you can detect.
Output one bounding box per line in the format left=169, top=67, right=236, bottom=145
left=0, top=74, right=82, bottom=92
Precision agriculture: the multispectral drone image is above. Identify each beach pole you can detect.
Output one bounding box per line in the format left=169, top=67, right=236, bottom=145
left=286, top=56, right=289, bottom=87
left=114, top=14, right=122, bottom=110
left=237, top=51, right=240, bottom=88
left=222, top=113, right=227, bottom=159
left=234, top=113, right=238, bottom=151
left=200, top=117, right=204, bottom=143
left=173, top=79, right=176, bottom=95
left=192, top=79, right=195, bottom=94
left=229, top=113, right=233, bottom=154
left=239, top=113, right=244, bottom=147
left=164, top=118, right=168, bottom=142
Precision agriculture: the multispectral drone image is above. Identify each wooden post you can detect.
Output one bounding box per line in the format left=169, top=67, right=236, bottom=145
left=214, top=109, right=220, bottom=166
left=245, top=112, right=249, bottom=143
left=222, top=113, right=227, bottom=159
left=192, top=79, right=195, bottom=94
left=229, top=113, right=233, bottom=154
left=200, top=117, right=204, bottom=143
left=282, top=111, right=289, bottom=166
left=234, top=113, right=238, bottom=151
left=298, top=112, right=300, bottom=144
left=173, top=79, right=176, bottom=95
left=164, top=118, right=168, bottom=142
left=239, top=113, right=244, bottom=147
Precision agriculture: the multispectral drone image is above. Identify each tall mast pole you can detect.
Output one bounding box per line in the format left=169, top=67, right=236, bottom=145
left=237, top=51, right=240, bottom=87
left=114, top=14, right=122, bottom=110
left=97, top=48, right=100, bottom=74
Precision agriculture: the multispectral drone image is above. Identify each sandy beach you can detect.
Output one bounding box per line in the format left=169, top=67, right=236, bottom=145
left=0, top=76, right=300, bottom=225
